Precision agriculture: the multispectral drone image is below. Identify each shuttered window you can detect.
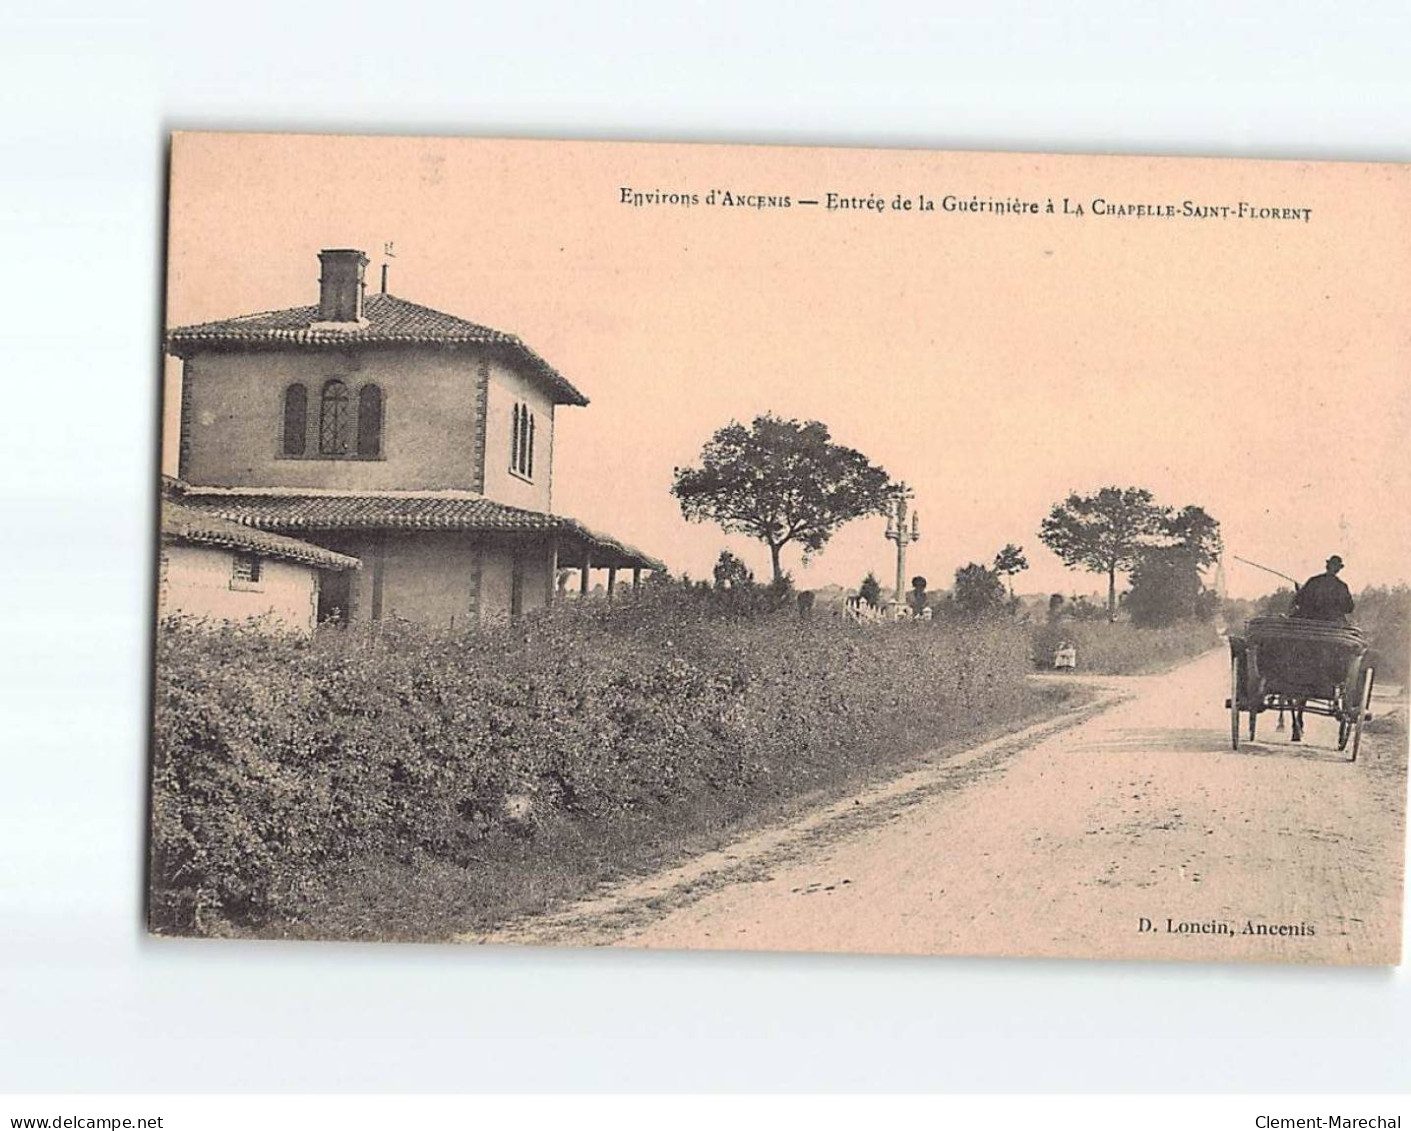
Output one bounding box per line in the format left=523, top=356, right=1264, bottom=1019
left=282, top=384, right=307, bottom=455
left=357, top=384, right=383, bottom=457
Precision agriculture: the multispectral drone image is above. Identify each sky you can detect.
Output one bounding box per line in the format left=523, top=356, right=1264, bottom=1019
left=163, top=133, right=1411, bottom=599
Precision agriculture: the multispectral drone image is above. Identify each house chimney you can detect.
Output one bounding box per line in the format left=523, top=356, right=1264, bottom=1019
left=317, top=249, right=369, bottom=323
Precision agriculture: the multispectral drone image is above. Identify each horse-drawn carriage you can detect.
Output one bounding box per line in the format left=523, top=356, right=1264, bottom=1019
left=1226, top=616, right=1375, bottom=758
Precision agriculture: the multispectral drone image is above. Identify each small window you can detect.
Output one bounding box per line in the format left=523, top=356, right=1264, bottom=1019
left=319, top=379, right=351, bottom=455
left=231, top=552, right=263, bottom=589
left=282, top=384, right=307, bottom=456
left=357, top=384, right=383, bottom=458
left=511, top=401, right=535, bottom=480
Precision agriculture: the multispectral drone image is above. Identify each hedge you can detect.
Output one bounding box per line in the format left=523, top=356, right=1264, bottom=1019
left=150, top=593, right=1048, bottom=934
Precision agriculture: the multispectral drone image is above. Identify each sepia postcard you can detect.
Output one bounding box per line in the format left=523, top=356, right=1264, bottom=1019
left=151, top=132, right=1409, bottom=964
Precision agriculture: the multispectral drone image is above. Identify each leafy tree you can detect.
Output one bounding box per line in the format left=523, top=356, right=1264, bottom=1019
left=859, top=571, right=883, bottom=609
left=1039, top=487, right=1167, bottom=621
left=1164, top=504, right=1223, bottom=568
left=712, top=549, right=754, bottom=591
left=993, top=543, right=1029, bottom=596
left=1048, top=593, right=1066, bottom=619
left=1126, top=545, right=1206, bottom=627
left=672, top=414, right=894, bottom=584
left=953, top=562, right=1007, bottom=616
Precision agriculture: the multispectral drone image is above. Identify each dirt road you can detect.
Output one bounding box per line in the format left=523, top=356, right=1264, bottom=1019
left=484, top=648, right=1407, bottom=964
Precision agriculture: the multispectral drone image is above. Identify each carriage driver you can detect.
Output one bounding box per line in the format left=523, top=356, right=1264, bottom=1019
left=1289, top=555, right=1355, bottom=623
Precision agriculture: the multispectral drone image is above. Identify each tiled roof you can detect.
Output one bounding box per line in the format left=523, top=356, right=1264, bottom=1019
left=166, top=293, right=588, bottom=406
left=179, top=488, right=665, bottom=572
left=162, top=500, right=362, bottom=571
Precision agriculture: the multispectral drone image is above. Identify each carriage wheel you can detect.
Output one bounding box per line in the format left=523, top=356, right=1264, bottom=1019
left=1229, top=656, right=1242, bottom=750
left=1350, top=666, right=1375, bottom=762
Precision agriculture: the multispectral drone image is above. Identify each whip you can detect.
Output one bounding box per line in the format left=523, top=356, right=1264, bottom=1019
left=1231, top=555, right=1301, bottom=589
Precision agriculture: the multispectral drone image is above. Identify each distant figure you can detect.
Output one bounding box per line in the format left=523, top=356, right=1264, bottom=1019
left=1290, top=555, right=1354, bottom=623
left=906, top=575, right=928, bottom=618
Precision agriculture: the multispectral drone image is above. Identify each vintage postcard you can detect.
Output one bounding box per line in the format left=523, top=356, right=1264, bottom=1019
left=151, top=132, right=1409, bottom=963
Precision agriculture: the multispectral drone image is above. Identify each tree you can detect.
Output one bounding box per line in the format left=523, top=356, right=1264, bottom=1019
left=1039, top=487, right=1167, bottom=621
left=1164, top=504, right=1223, bottom=568
left=859, top=571, right=883, bottom=609
left=712, top=550, right=754, bottom=591
left=672, top=414, right=894, bottom=584
left=993, top=543, right=1029, bottom=597
left=1125, top=545, right=1205, bottom=627
left=953, top=562, right=1007, bottom=616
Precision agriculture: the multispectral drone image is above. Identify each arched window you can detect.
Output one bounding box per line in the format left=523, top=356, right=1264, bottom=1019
left=282, top=384, right=307, bottom=456
left=357, top=384, right=383, bottom=458
left=510, top=401, right=536, bottom=479
left=319, top=379, right=351, bottom=455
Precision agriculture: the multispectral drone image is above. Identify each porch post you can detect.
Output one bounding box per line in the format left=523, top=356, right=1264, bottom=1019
left=580, top=550, right=591, bottom=599
left=606, top=566, right=617, bottom=600
left=546, top=535, right=558, bottom=606
left=632, top=566, right=642, bottom=596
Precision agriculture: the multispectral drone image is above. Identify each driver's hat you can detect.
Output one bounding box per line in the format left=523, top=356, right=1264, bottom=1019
left=1326, top=554, right=1345, bottom=570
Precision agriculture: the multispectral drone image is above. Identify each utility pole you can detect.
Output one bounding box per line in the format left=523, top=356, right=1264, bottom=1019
left=884, top=485, right=920, bottom=604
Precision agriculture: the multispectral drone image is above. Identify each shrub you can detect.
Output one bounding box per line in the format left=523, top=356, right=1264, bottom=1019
left=952, top=562, right=1007, bottom=617
left=1355, top=585, right=1411, bottom=683
left=149, top=594, right=1055, bottom=935
left=1030, top=617, right=1218, bottom=675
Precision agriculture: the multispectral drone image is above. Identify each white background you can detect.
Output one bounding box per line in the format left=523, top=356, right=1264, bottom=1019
left=2, top=0, right=1408, bottom=1094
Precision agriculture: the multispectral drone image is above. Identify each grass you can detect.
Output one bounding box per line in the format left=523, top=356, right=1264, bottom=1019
left=1030, top=618, right=1220, bottom=676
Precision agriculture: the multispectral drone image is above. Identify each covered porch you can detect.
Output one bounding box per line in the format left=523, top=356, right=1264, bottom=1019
left=545, top=519, right=666, bottom=602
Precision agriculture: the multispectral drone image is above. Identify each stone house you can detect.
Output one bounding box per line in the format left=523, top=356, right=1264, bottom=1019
left=166, top=249, right=661, bottom=627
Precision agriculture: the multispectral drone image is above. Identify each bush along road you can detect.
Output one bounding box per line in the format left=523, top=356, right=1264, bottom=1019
left=150, top=600, right=1084, bottom=940
left=481, top=647, right=1406, bottom=965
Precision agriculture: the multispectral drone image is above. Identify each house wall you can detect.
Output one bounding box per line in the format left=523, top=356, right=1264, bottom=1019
left=477, top=539, right=554, bottom=622
left=158, top=542, right=318, bottom=634
left=179, top=346, right=555, bottom=503
left=291, top=532, right=556, bottom=628
left=479, top=546, right=515, bottom=620
left=377, top=533, right=480, bottom=628
left=481, top=359, right=556, bottom=512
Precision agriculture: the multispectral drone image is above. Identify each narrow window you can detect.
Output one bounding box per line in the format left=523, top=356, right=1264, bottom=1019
left=231, top=552, right=263, bottom=587
left=357, top=383, right=383, bottom=458
left=282, top=384, right=307, bottom=456
left=510, top=401, right=535, bottom=479
left=319, top=379, right=351, bottom=455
